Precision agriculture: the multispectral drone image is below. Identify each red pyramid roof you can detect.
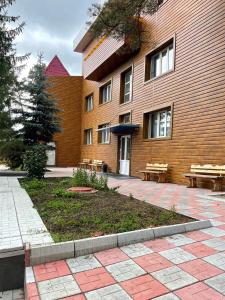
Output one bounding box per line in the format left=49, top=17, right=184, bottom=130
left=44, top=55, right=70, bottom=77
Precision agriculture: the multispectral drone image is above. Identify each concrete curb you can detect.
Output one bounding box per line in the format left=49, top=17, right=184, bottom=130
left=29, top=219, right=212, bottom=265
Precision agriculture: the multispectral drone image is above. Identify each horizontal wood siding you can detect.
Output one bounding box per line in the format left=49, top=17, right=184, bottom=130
left=79, top=0, right=225, bottom=185
left=48, top=76, right=83, bottom=167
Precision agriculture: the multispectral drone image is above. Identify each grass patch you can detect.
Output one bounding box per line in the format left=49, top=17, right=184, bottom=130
left=20, top=177, right=194, bottom=242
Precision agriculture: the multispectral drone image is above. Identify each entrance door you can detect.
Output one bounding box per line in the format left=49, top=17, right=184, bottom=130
left=46, top=142, right=56, bottom=166
left=119, top=135, right=131, bottom=176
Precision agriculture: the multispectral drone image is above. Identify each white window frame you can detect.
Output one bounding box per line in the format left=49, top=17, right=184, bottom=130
left=120, top=113, right=131, bottom=124
left=123, top=70, right=132, bottom=103
left=148, top=108, right=171, bottom=139
left=86, top=95, right=93, bottom=112
left=101, top=83, right=111, bottom=104
left=85, top=129, right=93, bottom=145
left=151, top=43, right=174, bottom=79
left=98, top=124, right=110, bottom=144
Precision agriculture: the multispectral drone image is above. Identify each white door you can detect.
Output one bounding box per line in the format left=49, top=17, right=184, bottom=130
left=46, top=142, right=56, bottom=166
left=119, top=135, right=131, bottom=176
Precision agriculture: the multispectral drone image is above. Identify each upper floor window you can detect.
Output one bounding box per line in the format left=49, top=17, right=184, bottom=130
left=84, top=128, right=93, bottom=145
left=120, top=68, right=132, bottom=104
left=100, top=81, right=111, bottom=104
left=145, top=39, right=174, bottom=81
left=98, top=124, right=110, bottom=144
left=144, top=107, right=171, bottom=139
left=120, top=113, right=131, bottom=124
left=85, top=94, right=93, bottom=112
left=158, top=0, right=164, bottom=5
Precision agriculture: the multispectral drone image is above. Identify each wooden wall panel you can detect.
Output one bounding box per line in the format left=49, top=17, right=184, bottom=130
left=78, top=0, right=225, bottom=185
left=48, top=76, right=83, bottom=167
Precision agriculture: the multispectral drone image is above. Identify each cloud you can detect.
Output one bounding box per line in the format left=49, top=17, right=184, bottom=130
left=9, top=0, right=99, bottom=76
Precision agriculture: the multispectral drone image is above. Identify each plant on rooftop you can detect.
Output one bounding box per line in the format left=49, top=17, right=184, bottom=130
left=87, top=0, right=160, bottom=51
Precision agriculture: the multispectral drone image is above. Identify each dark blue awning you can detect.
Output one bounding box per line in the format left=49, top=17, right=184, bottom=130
left=110, top=124, right=140, bottom=135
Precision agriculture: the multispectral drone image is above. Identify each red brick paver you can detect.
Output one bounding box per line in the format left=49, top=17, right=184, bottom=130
left=182, top=242, right=217, bottom=258
left=134, top=253, right=173, bottom=273
left=121, top=274, right=169, bottom=300
left=175, top=282, right=225, bottom=299
left=33, top=260, right=71, bottom=281
left=74, top=267, right=115, bottom=292
left=94, top=248, right=129, bottom=266
left=179, top=259, right=223, bottom=280
left=144, top=238, right=175, bottom=252
left=61, top=295, right=86, bottom=300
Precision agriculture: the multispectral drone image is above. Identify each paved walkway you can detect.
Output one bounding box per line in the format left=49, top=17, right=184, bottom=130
left=25, top=176, right=225, bottom=300
left=0, top=177, right=53, bottom=254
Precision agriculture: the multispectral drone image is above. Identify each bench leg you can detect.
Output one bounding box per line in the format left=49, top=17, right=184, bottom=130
left=187, top=177, right=197, bottom=188
left=158, top=173, right=166, bottom=183
left=212, top=179, right=223, bottom=192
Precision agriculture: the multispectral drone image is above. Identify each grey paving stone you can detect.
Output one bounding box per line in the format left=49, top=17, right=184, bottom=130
left=106, top=259, right=146, bottom=282
left=66, top=254, right=101, bottom=273
left=153, top=293, right=180, bottom=300
left=38, top=275, right=81, bottom=300
left=202, top=238, right=225, bottom=251
left=159, top=247, right=196, bottom=264
left=205, top=273, right=225, bottom=295
left=0, top=236, right=23, bottom=253
left=165, top=234, right=195, bottom=246
left=0, top=289, right=24, bottom=300
left=85, top=284, right=132, bottom=300
left=25, top=267, right=35, bottom=284
left=120, top=243, right=153, bottom=258
left=201, top=227, right=225, bottom=237
left=152, top=266, right=198, bottom=291
left=210, top=220, right=225, bottom=226
left=203, top=253, right=225, bottom=270
left=200, top=212, right=221, bottom=218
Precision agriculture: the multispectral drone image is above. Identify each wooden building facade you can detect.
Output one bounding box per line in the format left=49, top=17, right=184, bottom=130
left=51, top=0, right=225, bottom=185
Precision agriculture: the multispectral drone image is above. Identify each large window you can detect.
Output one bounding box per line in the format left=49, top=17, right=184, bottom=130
left=85, top=94, right=93, bottom=112
left=121, top=68, right=132, bottom=104
left=84, top=129, right=93, bottom=145
left=100, top=82, right=111, bottom=104
left=144, top=108, right=171, bottom=139
left=145, top=39, right=174, bottom=81
left=98, top=124, right=110, bottom=144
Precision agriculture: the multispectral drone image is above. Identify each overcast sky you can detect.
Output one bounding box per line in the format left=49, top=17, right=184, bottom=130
left=9, top=0, right=100, bottom=77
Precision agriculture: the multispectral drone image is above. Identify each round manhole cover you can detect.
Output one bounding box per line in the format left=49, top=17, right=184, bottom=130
left=67, top=187, right=95, bottom=193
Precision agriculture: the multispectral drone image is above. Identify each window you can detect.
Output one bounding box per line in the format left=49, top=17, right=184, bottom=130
left=98, top=124, right=110, bottom=144
left=145, top=39, right=174, bottom=81
left=158, top=0, right=164, bottom=5
left=100, top=82, right=111, bottom=104
left=84, top=129, right=93, bottom=145
left=120, top=113, right=131, bottom=124
left=144, top=108, right=171, bottom=139
left=85, top=94, right=93, bottom=112
left=121, top=68, right=132, bottom=103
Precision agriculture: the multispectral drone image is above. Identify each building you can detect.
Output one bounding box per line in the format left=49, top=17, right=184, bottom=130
left=48, top=0, right=225, bottom=185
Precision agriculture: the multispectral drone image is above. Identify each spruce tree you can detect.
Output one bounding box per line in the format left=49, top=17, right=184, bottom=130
left=0, top=0, right=27, bottom=141
left=88, top=0, right=160, bottom=51
left=21, top=55, right=61, bottom=146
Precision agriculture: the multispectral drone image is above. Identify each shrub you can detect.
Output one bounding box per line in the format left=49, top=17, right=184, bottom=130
left=72, top=169, right=109, bottom=191
left=23, top=144, right=47, bottom=179
left=0, top=140, right=25, bottom=169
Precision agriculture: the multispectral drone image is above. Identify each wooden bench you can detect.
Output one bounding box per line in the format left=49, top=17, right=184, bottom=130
left=78, top=159, right=91, bottom=169
left=183, top=164, right=225, bottom=191
left=88, top=160, right=104, bottom=172
left=139, top=163, right=168, bottom=183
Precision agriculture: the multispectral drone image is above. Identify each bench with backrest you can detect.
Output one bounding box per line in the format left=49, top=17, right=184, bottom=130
left=78, top=159, right=91, bottom=169
left=183, top=164, right=225, bottom=191
left=139, top=163, right=168, bottom=183
left=88, top=160, right=104, bottom=172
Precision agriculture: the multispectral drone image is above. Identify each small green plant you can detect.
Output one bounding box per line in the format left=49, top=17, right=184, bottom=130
left=23, top=179, right=46, bottom=191
left=23, top=144, right=47, bottom=179
left=52, top=188, right=76, bottom=198
left=72, top=169, right=109, bottom=191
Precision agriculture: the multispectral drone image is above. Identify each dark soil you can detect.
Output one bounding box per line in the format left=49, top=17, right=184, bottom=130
left=20, top=177, right=194, bottom=242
